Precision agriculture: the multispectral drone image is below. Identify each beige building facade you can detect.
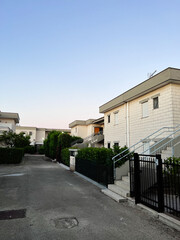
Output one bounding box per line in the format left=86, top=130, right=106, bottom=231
left=99, top=67, right=180, bottom=154
left=69, top=118, right=104, bottom=139
left=69, top=117, right=104, bottom=148
left=0, top=111, right=19, bottom=133
left=16, top=126, right=70, bottom=146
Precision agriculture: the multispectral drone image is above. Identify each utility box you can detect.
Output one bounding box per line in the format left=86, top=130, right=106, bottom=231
left=69, top=149, right=78, bottom=172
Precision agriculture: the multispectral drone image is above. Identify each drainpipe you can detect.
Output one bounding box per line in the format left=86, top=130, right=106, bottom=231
left=126, top=102, right=130, bottom=148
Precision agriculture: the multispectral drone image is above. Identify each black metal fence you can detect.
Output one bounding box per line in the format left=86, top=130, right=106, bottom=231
left=75, top=158, right=114, bottom=186
left=130, top=153, right=180, bottom=219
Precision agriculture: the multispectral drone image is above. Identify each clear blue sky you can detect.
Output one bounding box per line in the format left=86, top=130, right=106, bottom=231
left=1, top=0, right=180, bottom=128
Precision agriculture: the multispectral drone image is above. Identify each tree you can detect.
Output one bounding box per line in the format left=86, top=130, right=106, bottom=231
left=0, top=131, right=30, bottom=148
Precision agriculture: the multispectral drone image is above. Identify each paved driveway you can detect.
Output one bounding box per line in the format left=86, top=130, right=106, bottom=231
left=0, top=155, right=179, bottom=240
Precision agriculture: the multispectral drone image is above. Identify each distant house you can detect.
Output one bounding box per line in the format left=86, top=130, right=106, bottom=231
left=69, top=117, right=104, bottom=148
left=16, top=126, right=70, bottom=147
left=99, top=67, right=180, bottom=157
left=0, top=111, right=19, bottom=133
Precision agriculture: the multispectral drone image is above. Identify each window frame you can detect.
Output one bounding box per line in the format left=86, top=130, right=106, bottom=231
left=142, top=101, right=149, bottom=118
left=114, top=142, right=119, bottom=147
left=153, top=96, right=159, bottom=109
left=107, top=115, right=111, bottom=123
left=114, top=111, right=119, bottom=125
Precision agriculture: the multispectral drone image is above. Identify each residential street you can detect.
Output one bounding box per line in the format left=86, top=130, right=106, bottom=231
left=0, top=155, right=179, bottom=240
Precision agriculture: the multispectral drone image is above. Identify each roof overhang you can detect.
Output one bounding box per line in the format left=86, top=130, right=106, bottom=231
left=0, top=112, right=20, bottom=123
left=99, top=67, right=180, bottom=113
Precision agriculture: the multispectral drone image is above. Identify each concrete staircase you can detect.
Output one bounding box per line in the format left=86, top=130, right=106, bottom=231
left=101, top=173, right=130, bottom=202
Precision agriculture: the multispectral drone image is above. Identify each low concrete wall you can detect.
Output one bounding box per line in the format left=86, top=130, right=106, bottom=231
left=116, top=161, right=129, bottom=180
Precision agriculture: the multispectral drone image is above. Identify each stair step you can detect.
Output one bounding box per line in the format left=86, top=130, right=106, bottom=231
left=121, top=176, right=130, bottom=183
left=108, top=184, right=130, bottom=197
left=115, top=180, right=130, bottom=191
left=101, top=189, right=127, bottom=202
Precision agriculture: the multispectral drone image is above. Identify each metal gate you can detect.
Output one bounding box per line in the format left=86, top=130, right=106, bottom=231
left=130, top=153, right=180, bottom=218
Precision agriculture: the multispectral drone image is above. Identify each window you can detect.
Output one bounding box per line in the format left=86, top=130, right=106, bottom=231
left=153, top=97, right=159, bottom=109
left=75, top=127, right=77, bottom=133
left=114, top=142, right=119, bottom=147
left=107, top=142, right=111, bottom=148
left=108, top=115, right=110, bottom=123
left=142, top=101, right=148, bottom=118
left=29, top=131, right=32, bottom=136
left=114, top=112, right=119, bottom=125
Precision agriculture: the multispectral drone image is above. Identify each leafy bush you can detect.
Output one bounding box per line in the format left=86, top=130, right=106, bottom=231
left=58, top=133, right=72, bottom=149
left=0, top=131, right=30, bottom=148
left=61, top=148, right=70, bottom=166
left=57, top=134, right=82, bottom=162
left=112, top=145, right=132, bottom=168
left=38, top=145, right=45, bottom=154
left=44, top=131, right=61, bottom=159
left=164, top=157, right=180, bottom=175
left=24, top=146, right=36, bottom=154
left=0, top=148, right=24, bottom=164
left=76, top=146, right=131, bottom=167
left=76, top=147, right=113, bottom=166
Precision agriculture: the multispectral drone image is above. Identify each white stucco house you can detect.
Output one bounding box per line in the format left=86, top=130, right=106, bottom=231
left=69, top=117, right=104, bottom=148
left=0, top=111, right=20, bottom=133
left=99, top=67, right=180, bottom=157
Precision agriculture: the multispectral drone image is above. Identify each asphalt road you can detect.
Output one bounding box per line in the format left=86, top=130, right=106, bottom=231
left=0, top=155, right=179, bottom=240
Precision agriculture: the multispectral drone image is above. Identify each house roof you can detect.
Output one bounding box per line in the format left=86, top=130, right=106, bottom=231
left=16, top=126, right=71, bottom=133
left=69, top=118, right=104, bottom=128
left=69, top=119, right=95, bottom=128
left=92, top=117, right=104, bottom=124
left=99, top=67, right=180, bottom=113
left=0, top=111, right=20, bottom=123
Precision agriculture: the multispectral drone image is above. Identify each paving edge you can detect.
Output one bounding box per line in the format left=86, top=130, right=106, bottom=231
left=101, top=189, right=127, bottom=202
left=58, top=163, right=70, bottom=170
left=74, top=171, right=106, bottom=189
left=137, top=204, right=180, bottom=232
left=158, top=213, right=180, bottom=232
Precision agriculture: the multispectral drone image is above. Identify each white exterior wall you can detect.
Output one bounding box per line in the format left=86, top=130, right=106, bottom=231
left=71, top=125, right=87, bottom=139
left=172, top=84, right=180, bottom=126
left=36, top=129, right=46, bottom=144
left=0, top=118, right=16, bottom=132
left=104, top=84, right=176, bottom=148
left=16, top=127, right=37, bottom=143
left=104, top=104, right=126, bottom=148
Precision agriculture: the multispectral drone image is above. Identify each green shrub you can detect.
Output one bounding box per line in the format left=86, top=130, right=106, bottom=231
left=112, top=145, right=132, bottom=168
left=58, top=133, right=72, bottom=149
left=44, top=131, right=61, bottom=159
left=0, top=148, right=24, bottom=164
left=164, top=157, right=180, bottom=175
left=61, top=148, right=70, bottom=166
left=76, top=146, right=131, bottom=167
left=0, top=131, right=30, bottom=148
left=24, top=146, right=36, bottom=154
left=76, top=147, right=113, bottom=166
left=38, top=145, right=45, bottom=154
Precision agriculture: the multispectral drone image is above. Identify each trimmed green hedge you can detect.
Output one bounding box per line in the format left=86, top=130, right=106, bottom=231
left=24, top=146, right=36, bottom=154
left=0, top=148, right=24, bottom=164
left=76, top=146, right=131, bottom=167
left=76, top=147, right=113, bottom=166
left=61, top=148, right=70, bottom=166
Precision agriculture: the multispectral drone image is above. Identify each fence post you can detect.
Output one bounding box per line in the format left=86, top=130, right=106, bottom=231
left=156, top=154, right=164, bottom=213
left=134, top=153, right=140, bottom=204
